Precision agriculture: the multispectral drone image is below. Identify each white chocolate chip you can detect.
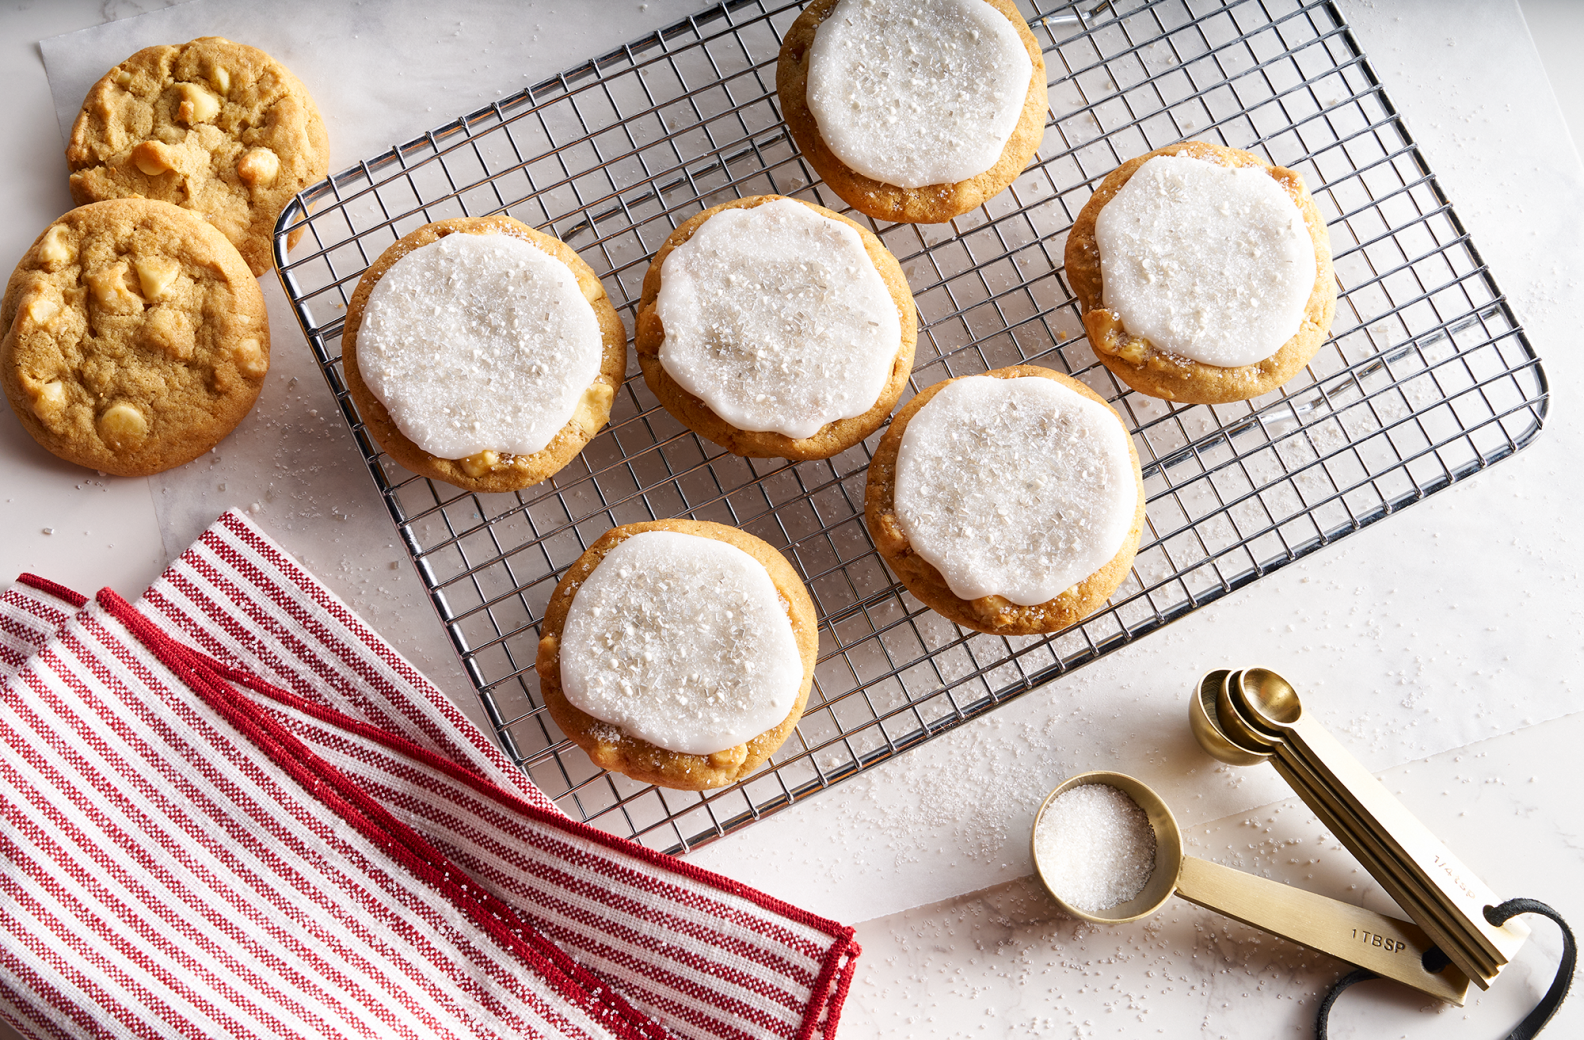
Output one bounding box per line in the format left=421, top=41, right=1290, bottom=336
left=236, top=147, right=280, bottom=188
left=97, top=402, right=149, bottom=452
left=459, top=449, right=501, bottom=478
left=86, top=264, right=144, bottom=314
left=232, top=337, right=267, bottom=379
left=132, top=256, right=180, bottom=302
left=30, top=381, right=66, bottom=421
left=208, top=65, right=231, bottom=96
left=37, top=224, right=74, bottom=265
left=113, top=68, right=134, bottom=90
left=23, top=296, right=60, bottom=329
left=570, top=381, right=614, bottom=437
left=175, top=82, right=221, bottom=124
left=131, top=141, right=175, bottom=176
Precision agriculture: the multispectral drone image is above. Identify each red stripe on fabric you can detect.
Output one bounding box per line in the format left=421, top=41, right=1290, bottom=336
left=0, top=924, right=109, bottom=1040
left=349, top=762, right=821, bottom=994
left=137, top=583, right=859, bottom=1037
left=154, top=558, right=558, bottom=815
left=0, top=826, right=265, bottom=1039
left=202, top=518, right=502, bottom=776
left=244, top=723, right=814, bottom=1039
left=102, top=590, right=661, bottom=1040
left=0, top=968, right=85, bottom=1040
left=1, top=674, right=425, bottom=1040
left=0, top=883, right=201, bottom=1039
left=167, top=618, right=851, bottom=946
left=25, top=635, right=468, bottom=1040
left=0, top=750, right=344, bottom=1039
left=16, top=574, right=87, bottom=608
left=0, top=645, right=24, bottom=669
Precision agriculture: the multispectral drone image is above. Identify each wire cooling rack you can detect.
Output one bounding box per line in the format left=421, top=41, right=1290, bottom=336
left=274, top=0, right=1546, bottom=853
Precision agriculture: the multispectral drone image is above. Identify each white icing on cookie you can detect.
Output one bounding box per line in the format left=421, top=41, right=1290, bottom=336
left=1095, top=154, right=1317, bottom=368
left=357, top=232, right=603, bottom=459
left=893, top=376, right=1136, bottom=606
left=805, top=0, right=1034, bottom=188
left=559, top=531, right=804, bottom=755
left=656, top=199, right=901, bottom=440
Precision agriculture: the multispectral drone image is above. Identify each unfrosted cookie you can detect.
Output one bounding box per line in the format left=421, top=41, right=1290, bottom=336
left=1064, top=141, right=1337, bottom=404
left=1, top=199, right=269, bottom=477
left=536, top=519, right=819, bottom=791
left=66, top=36, right=330, bottom=276
left=342, top=215, right=627, bottom=494
left=865, top=365, right=1145, bottom=635
left=777, top=0, right=1047, bottom=224
left=635, top=195, right=916, bottom=460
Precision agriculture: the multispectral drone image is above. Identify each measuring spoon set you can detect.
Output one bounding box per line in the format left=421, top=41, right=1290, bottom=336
left=1033, top=667, right=1532, bottom=1006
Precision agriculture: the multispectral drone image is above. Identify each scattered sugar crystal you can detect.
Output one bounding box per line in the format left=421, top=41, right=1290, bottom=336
left=1033, top=783, right=1157, bottom=913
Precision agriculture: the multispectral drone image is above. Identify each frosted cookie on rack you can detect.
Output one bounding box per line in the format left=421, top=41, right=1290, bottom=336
left=342, top=216, right=626, bottom=493
left=536, top=519, right=819, bottom=791
left=777, top=0, right=1046, bottom=224
left=865, top=365, right=1145, bottom=635
left=1064, top=141, right=1336, bottom=404
left=635, top=195, right=915, bottom=460
left=67, top=37, right=329, bottom=276
left=1, top=199, right=268, bottom=477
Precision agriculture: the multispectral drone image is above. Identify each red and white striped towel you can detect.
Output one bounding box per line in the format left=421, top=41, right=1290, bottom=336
left=0, top=510, right=858, bottom=1040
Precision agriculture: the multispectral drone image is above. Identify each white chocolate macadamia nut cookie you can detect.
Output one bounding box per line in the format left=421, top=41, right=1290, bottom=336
left=67, top=37, right=330, bottom=276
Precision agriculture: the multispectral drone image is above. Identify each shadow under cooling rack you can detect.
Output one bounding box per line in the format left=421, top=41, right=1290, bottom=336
left=274, top=0, right=1547, bottom=853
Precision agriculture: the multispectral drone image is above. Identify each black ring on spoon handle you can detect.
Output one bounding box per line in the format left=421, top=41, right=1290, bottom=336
left=1315, top=898, right=1576, bottom=1040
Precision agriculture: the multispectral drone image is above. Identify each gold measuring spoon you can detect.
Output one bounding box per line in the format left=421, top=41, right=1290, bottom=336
left=1201, top=671, right=1498, bottom=986
left=1234, top=669, right=1529, bottom=976
left=1031, top=771, right=1470, bottom=1004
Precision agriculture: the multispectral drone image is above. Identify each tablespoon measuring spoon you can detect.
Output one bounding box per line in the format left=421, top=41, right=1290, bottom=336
left=1203, top=671, right=1499, bottom=985
left=1031, top=771, right=1470, bottom=1004
left=1234, top=669, right=1529, bottom=974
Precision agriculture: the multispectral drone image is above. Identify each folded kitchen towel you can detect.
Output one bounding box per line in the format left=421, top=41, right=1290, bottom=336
left=0, top=510, right=859, bottom=1040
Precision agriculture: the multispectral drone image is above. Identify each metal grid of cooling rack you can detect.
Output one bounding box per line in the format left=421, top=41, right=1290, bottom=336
left=273, top=0, right=1546, bottom=854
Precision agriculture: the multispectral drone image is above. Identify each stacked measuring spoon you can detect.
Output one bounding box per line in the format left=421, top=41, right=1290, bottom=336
left=1190, top=668, right=1529, bottom=990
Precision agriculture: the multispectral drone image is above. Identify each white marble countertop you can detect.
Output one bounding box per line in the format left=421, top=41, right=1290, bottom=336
left=2, top=1, right=1581, bottom=1037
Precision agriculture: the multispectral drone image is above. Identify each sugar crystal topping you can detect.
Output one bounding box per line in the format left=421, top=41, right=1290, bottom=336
left=656, top=199, right=901, bottom=440
left=559, top=531, right=804, bottom=755
left=358, top=232, right=603, bottom=459
left=1095, top=154, right=1317, bottom=368
left=893, top=376, right=1136, bottom=606
left=805, top=0, right=1033, bottom=188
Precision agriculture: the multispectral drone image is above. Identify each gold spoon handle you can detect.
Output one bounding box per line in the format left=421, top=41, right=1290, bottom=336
left=1266, top=751, right=1499, bottom=988
left=1175, top=856, right=1470, bottom=1005
left=1282, top=714, right=1529, bottom=964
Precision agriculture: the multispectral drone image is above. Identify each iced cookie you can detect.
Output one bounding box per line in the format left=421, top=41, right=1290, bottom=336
left=865, top=365, right=1145, bottom=635
left=777, top=0, right=1047, bottom=223
left=341, top=216, right=627, bottom=493
left=1, top=199, right=269, bottom=477
left=635, top=195, right=916, bottom=460
left=66, top=36, right=330, bottom=276
left=536, top=519, right=819, bottom=791
left=1064, top=141, right=1337, bottom=404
